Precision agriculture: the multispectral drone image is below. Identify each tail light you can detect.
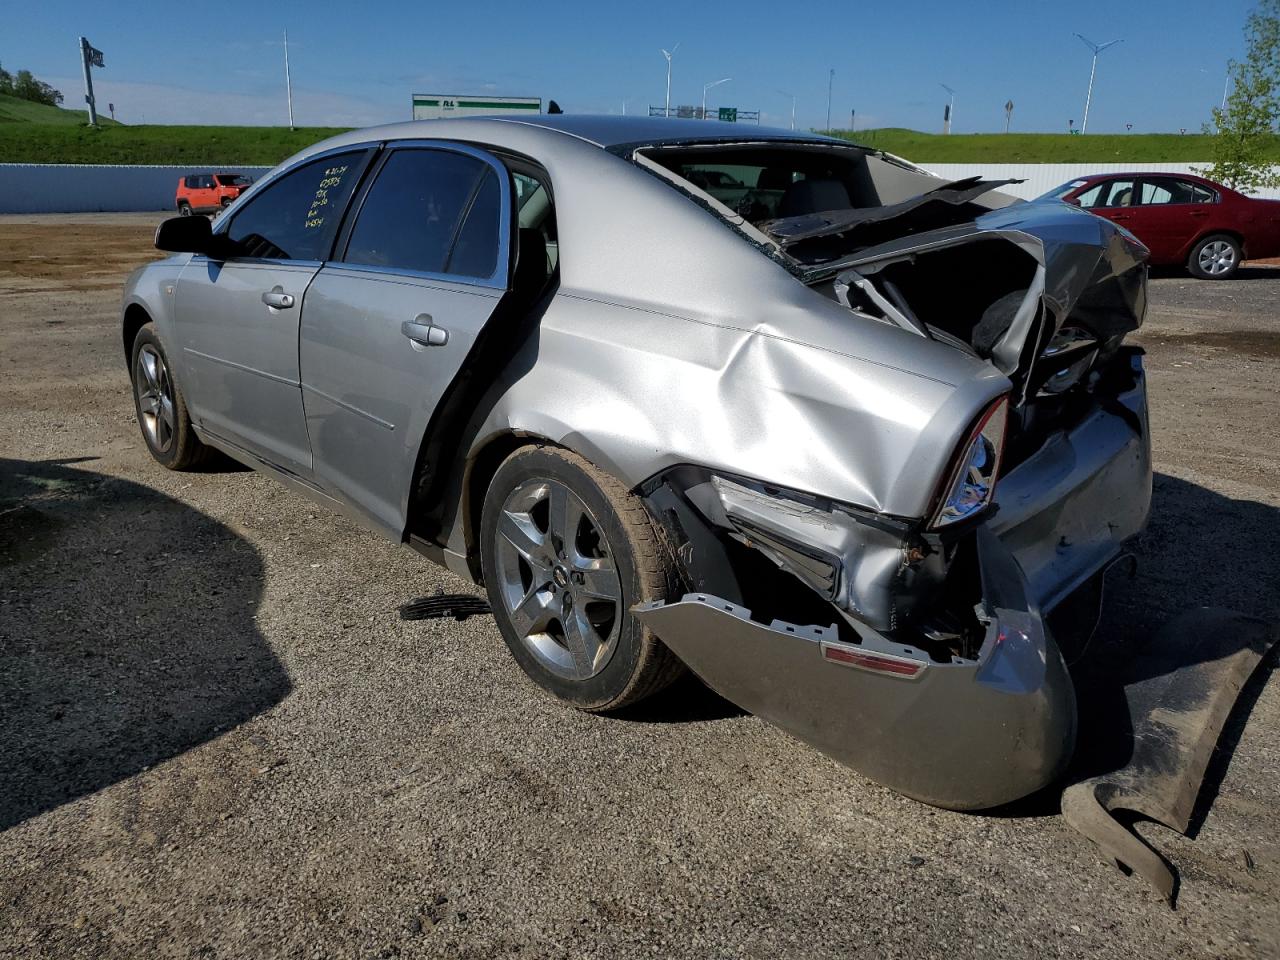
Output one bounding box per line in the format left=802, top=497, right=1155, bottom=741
left=929, top=395, right=1009, bottom=529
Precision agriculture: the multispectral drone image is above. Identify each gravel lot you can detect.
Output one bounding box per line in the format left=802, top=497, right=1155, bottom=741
left=1, top=213, right=1277, bottom=959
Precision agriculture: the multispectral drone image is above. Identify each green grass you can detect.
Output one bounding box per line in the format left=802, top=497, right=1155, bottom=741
left=823, top=127, right=1280, bottom=163
left=0, top=92, right=120, bottom=126
left=4, top=115, right=1279, bottom=166
left=0, top=122, right=348, bottom=165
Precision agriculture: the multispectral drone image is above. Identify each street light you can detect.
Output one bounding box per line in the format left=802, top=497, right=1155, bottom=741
left=702, top=77, right=731, bottom=119
left=661, top=43, right=680, bottom=118
left=940, top=83, right=955, bottom=134
left=1074, top=34, right=1122, bottom=134
left=777, top=89, right=796, bottom=130
left=826, top=68, right=834, bottom=131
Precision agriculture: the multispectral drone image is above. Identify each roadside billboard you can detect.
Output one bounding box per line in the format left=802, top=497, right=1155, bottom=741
left=412, top=95, right=542, bottom=120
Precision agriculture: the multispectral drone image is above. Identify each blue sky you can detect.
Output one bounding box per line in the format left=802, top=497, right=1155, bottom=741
left=5, top=0, right=1256, bottom=131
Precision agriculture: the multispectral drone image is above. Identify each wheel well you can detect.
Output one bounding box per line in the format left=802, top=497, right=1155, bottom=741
left=459, top=433, right=543, bottom=582
left=122, top=304, right=151, bottom=364
left=1189, top=229, right=1245, bottom=259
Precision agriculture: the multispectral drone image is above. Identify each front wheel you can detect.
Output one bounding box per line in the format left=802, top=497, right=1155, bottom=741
left=480, top=446, right=685, bottom=711
left=1188, top=234, right=1241, bottom=280
left=130, top=324, right=213, bottom=470
left=177, top=202, right=192, bottom=216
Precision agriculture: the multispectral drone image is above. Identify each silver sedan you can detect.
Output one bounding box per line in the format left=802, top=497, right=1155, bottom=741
left=122, top=116, right=1151, bottom=810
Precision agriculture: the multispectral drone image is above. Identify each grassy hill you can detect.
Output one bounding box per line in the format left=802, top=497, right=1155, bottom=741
left=826, top=127, right=1280, bottom=163
left=3, top=114, right=1278, bottom=166
left=0, top=92, right=119, bottom=126
left=0, top=122, right=347, bottom=165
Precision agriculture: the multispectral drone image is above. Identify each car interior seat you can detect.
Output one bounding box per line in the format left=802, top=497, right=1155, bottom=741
left=779, top=178, right=852, bottom=218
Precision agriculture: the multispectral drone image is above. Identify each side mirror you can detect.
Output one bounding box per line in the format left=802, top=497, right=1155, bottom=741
left=155, top=215, right=221, bottom=256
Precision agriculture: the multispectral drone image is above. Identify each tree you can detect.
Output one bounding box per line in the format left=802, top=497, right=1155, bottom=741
left=12, top=69, right=63, bottom=107
left=1203, top=0, right=1280, bottom=192
left=0, top=63, right=13, bottom=96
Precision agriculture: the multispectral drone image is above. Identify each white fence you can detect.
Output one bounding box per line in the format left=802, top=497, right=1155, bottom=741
left=2, top=160, right=1277, bottom=214
left=0, top=164, right=273, bottom=214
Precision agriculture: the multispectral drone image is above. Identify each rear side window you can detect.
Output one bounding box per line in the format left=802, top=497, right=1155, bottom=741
left=342, top=148, right=501, bottom=279
left=225, top=151, right=365, bottom=261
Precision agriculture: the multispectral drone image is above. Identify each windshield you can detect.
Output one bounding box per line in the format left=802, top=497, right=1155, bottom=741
left=1035, top=180, right=1087, bottom=202
left=216, top=174, right=252, bottom=187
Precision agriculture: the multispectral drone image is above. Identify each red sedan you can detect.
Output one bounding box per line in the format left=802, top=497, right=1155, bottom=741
left=1038, top=172, right=1280, bottom=279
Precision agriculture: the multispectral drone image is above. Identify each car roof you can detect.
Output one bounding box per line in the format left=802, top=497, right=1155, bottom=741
left=1074, top=171, right=1221, bottom=186
left=339, top=114, right=849, bottom=153
left=486, top=113, right=843, bottom=148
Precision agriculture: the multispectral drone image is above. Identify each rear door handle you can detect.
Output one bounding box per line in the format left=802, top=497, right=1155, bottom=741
left=261, top=287, right=295, bottom=309
left=401, top=316, right=449, bottom=348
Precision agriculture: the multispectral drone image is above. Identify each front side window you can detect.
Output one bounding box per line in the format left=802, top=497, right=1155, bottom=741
left=343, top=148, right=501, bottom=279
left=1081, top=179, right=1136, bottom=208
left=224, top=151, right=365, bottom=260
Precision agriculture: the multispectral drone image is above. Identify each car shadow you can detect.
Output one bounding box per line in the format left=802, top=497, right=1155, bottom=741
left=987, top=471, right=1280, bottom=821
left=0, top=457, right=290, bottom=831
left=1148, top=263, right=1280, bottom=281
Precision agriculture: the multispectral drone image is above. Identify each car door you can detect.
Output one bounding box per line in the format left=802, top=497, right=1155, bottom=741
left=197, top=174, right=219, bottom=210
left=1134, top=177, right=1212, bottom=262
left=298, top=143, right=511, bottom=536
left=174, top=147, right=371, bottom=480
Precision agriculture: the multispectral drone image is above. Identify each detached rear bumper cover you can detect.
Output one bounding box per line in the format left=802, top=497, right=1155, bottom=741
left=636, top=358, right=1150, bottom=809
left=636, top=526, right=1076, bottom=811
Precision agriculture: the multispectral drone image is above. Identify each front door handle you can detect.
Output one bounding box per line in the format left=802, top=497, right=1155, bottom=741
left=262, top=287, right=295, bottom=309
left=401, top=316, right=449, bottom=348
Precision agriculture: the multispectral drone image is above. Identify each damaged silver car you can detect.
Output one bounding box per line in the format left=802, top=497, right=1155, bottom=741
left=123, top=116, right=1153, bottom=812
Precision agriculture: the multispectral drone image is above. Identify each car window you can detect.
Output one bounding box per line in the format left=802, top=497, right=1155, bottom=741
left=1190, top=182, right=1217, bottom=203
left=446, top=168, right=501, bottom=278
left=225, top=151, right=365, bottom=261
left=1074, top=183, right=1105, bottom=208
left=1090, top=179, right=1137, bottom=208
left=343, top=148, right=495, bottom=277
left=1139, top=178, right=1201, bottom=205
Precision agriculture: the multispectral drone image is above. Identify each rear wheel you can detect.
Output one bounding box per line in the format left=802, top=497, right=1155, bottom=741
left=130, top=324, right=213, bottom=470
left=177, top=202, right=192, bottom=216
left=1188, top=234, right=1241, bottom=280
left=480, top=446, right=685, bottom=711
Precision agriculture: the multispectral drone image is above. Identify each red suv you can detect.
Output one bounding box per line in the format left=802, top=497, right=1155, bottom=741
left=175, top=173, right=253, bottom=216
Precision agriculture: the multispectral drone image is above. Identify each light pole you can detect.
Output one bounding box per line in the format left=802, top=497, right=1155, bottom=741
left=661, top=43, right=680, bottom=118
left=825, top=68, right=834, bottom=131
left=1075, top=34, right=1122, bottom=134
left=702, top=77, right=730, bottom=119
left=283, top=29, right=295, bottom=130
left=777, top=90, right=795, bottom=129
left=940, top=83, right=955, bottom=134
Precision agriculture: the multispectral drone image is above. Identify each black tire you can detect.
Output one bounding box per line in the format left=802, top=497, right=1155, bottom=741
left=129, top=323, right=214, bottom=471
left=219, top=197, right=231, bottom=208
left=177, top=202, right=192, bottom=216
left=1187, top=233, right=1241, bottom=280
left=480, top=445, right=685, bottom=711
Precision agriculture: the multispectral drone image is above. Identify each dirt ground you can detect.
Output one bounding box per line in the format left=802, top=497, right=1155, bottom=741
left=1, top=213, right=1277, bottom=960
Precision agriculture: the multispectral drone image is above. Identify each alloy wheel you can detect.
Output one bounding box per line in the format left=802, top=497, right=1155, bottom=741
left=134, top=343, right=177, bottom=453
left=1198, top=240, right=1237, bottom=276
left=493, top=478, right=623, bottom=680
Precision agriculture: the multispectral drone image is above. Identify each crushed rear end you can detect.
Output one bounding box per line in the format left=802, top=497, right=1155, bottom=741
left=634, top=191, right=1154, bottom=809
